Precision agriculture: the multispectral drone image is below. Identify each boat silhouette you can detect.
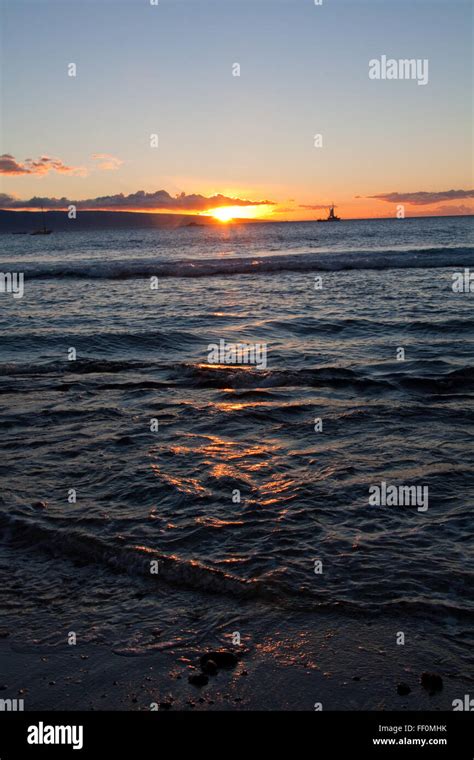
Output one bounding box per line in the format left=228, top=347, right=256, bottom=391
left=317, top=204, right=341, bottom=222
left=31, top=206, right=52, bottom=235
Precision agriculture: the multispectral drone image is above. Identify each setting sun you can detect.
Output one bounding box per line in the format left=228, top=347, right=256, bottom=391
left=205, top=204, right=272, bottom=222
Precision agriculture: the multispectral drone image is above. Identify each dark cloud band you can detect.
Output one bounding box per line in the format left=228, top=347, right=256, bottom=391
left=364, top=190, right=474, bottom=206
left=0, top=189, right=274, bottom=212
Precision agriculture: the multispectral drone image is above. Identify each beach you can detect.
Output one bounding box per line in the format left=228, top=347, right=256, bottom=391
left=0, top=608, right=470, bottom=711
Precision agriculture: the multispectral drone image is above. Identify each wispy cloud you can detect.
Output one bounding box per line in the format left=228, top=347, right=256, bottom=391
left=299, top=203, right=330, bottom=210
left=414, top=204, right=473, bottom=216
left=0, top=153, right=87, bottom=177
left=362, top=189, right=474, bottom=206
left=91, top=153, right=124, bottom=171
left=0, top=189, right=275, bottom=212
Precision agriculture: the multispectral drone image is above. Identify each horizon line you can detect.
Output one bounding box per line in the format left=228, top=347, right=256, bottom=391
left=1, top=209, right=473, bottom=223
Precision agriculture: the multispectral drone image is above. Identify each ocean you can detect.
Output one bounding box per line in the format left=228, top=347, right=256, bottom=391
left=0, top=215, right=473, bottom=709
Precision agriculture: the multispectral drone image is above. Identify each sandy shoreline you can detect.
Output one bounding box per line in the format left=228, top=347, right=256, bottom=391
left=0, top=612, right=466, bottom=712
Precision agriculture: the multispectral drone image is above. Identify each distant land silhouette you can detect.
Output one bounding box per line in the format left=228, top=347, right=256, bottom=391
left=0, top=210, right=263, bottom=233
left=1, top=210, right=471, bottom=233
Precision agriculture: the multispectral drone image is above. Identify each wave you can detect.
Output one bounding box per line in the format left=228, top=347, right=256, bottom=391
left=0, top=358, right=150, bottom=376
left=0, top=328, right=198, bottom=354
left=0, top=358, right=471, bottom=394
left=263, top=316, right=474, bottom=336
left=0, top=511, right=272, bottom=601
left=178, top=363, right=389, bottom=389
left=0, top=511, right=472, bottom=619
left=13, top=247, right=474, bottom=280
left=175, top=363, right=474, bottom=392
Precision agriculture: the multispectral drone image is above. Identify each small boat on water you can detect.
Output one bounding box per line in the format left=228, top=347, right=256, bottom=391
left=317, top=204, right=341, bottom=222
left=31, top=206, right=52, bottom=235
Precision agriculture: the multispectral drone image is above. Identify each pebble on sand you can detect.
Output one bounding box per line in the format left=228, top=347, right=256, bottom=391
left=188, top=673, right=209, bottom=687
left=202, top=659, right=218, bottom=676
left=397, top=683, right=411, bottom=696
left=200, top=651, right=239, bottom=670
left=421, top=672, right=443, bottom=693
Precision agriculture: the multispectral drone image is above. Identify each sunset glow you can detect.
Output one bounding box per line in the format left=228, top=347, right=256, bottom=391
left=206, top=205, right=273, bottom=222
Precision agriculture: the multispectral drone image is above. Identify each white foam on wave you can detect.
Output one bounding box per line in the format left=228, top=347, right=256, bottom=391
left=16, top=247, right=474, bottom=280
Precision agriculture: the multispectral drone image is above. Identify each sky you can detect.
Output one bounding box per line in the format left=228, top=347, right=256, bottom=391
left=0, top=0, right=472, bottom=220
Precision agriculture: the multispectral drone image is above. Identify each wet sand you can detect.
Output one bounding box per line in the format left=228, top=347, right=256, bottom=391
left=0, top=613, right=466, bottom=711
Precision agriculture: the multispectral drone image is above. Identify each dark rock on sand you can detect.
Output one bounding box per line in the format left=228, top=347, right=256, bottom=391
left=188, top=673, right=209, bottom=687
left=421, top=672, right=443, bottom=693
left=202, top=659, right=218, bottom=676
left=32, top=501, right=48, bottom=510
left=397, top=683, right=411, bottom=696
left=0, top=629, right=10, bottom=639
left=200, top=651, right=239, bottom=670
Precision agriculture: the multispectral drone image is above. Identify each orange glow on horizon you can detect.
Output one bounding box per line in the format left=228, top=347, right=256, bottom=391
left=2, top=201, right=472, bottom=220
left=204, top=204, right=273, bottom=222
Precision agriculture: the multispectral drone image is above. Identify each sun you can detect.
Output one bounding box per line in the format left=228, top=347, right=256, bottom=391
left=205, top=204, right=273, bottom=223
left=211, top=206, right=239, bottom=222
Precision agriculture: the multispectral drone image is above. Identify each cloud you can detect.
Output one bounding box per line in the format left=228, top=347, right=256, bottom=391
left=91, top=153, right=124, bottom=171
left=0, top=153, right=87, bottom=176
left=0, top=189, right=275, bottom=212
left=0, top=194, right=72, bottom=209
left=363, top=189, right=474, bottom=206
left=413, top=204, right=474, bottom=216
left=299, top=203, right=329, bottom=210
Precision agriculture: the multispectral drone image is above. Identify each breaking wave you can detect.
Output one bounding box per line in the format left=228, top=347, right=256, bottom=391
left=0, top=511, right=472, bottom=619
left=13, top=247, right=474, bottom=280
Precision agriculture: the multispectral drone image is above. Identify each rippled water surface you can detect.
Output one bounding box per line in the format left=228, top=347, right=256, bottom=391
left=0, top=217, right=473, bottom=655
